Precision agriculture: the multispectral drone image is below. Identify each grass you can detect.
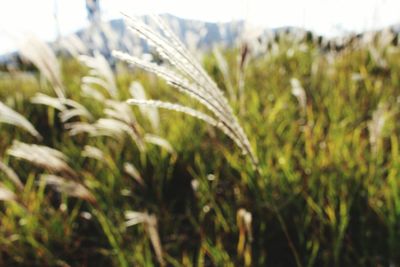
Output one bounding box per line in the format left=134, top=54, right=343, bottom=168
left=0, top=20, right=400, bottom=266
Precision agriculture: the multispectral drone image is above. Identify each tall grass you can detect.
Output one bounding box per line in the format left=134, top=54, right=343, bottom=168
left=0, top=18, right=400, bottom=266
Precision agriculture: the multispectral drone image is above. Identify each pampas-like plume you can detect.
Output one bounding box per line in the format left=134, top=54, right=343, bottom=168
left=7, top=141, right=76, bottom=177
left=0, top=160, right=23, bottom=190
left=79, top=52, right=118, bottom=98
left=144, top=134, right=174, bottom=153
left=290, top=78, right=307, bottom=111
left=82, top=145, right=105, bottom=162
left=93, top=118, right=137, bottom=139
left=40, top=174, right=96, bottom=203
left=82, top=145, right=117, bottom=169
left=127, top=99, right=217, bottom=125
left=0, top=101, right=42, bottom=140
left=237, top=208, right=253, bottom=263
left=64, top=113, right=145, bottom=151
left=104, top=100, right=137, bottom=126
left=368, top=103, right=388, bottom=154
left=31, top=93, right=93, bottom=122
left=125, top=211, right=164, bottom=266
left=81, top=84, right=106, bottom=102
left=113, top=14, right=258, bottom=168
left=19, top=36, right=65, bottom=98
left=59, top=99, right=93, bottom=123
left=64, top=122, right=96, bottom=136
left=92, top=118, right=145, bottom=151
left=127, top=99, right=244, bottom=153
left=59, top=34, right=88, bottom=57
left=123, top=162, right=144, bottom=186
left=129, top=81, right=159, bottom=131
left=31, top=93, right=66, bottom=111
left=237, top=208, right=253, bottom=243
left=0, top=185, right=17, bottom=202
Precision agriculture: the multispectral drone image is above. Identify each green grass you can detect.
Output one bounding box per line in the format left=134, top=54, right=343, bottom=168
left=1, top=36, right=400, bottom=266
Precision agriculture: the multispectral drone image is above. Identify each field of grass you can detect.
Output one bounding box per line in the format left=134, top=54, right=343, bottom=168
left=1, top=23, right=400, bottom=266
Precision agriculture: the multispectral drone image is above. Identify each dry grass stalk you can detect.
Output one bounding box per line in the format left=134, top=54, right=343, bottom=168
left=19, top=36, right=65, bottom=98
left=59, top=34, right=88, bottom=57
left=127, top=99, right=244, bottom=152
left=125, top=211, right=164, bottom=266
left=59, top=99, right=94, bottom=123
left=82, top=145, right=117, bottom=169
left=64, top=122, right=96, bottom=136
left=104, top=100, right=137, bottom=126
left=0, top=184, right=17, bottom=202
left=368, top=103, right=388, bottom=154
left=144, top=134, right=174, bottom=153
left=79, top=52, right=118, bottom=98
left=290, top=78, right=307, bottom=111
left=92, top=118, right=145, bottom=150
left=82, top=145, right=105, bottom=162
left=0, top=160, right=24, bottom=190
left=65, top=116, right=145, bottom=151
left=81, top=83, right=106, bottom=101
left=129, top=81, right=159, bottom=131
left=0, top=100, right=42, bottom=140
left=123, top=162, right=144, bottom=186
left=237, top=208, right=253, bottom=242
left=40, top=174, right=96, bottom=203
left=31, top=93, right=67, bottom=111
left=237, top=208, right=253, bottom=266
left=7, top=141, right=76, bottom=177
left=31, top=93, right=93, bottom=122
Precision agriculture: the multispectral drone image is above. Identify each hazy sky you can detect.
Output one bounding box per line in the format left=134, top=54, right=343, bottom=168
left=0, top=0, right=399, bottom=53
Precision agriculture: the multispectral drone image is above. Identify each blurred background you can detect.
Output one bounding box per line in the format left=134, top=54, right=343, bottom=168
left=1, top=0, right=399, bottom=54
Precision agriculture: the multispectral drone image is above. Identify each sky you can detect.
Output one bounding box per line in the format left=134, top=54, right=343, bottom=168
left=0, top=0, right=399, bottom=54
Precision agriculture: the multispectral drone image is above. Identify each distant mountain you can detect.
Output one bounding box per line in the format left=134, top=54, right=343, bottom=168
left=66, top=16, right=400, bottom=57
left=1, top=14, right=399, bottom=68
left=0, top=14, right=246, bottom=68
left=64, top=14, right=245, bottom=58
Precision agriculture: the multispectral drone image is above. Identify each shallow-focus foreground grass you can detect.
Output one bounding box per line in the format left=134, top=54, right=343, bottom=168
left=1, top=30, right=400, bottom=267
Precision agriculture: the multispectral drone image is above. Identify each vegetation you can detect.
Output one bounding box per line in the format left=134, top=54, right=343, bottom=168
left=1, top=16, right=400, bottom=266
